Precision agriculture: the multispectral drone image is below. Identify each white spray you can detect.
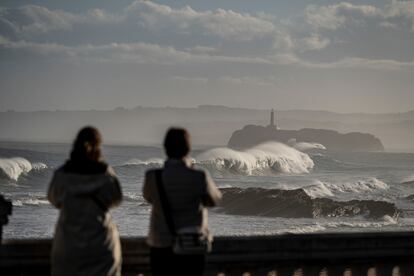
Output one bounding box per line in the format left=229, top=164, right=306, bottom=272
left=196, top=142, right=314, bottom=175
left=0, top=157, right=47, bottom=181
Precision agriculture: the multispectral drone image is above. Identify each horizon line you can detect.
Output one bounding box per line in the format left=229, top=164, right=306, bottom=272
left=1, top=105, right=413, bottom=115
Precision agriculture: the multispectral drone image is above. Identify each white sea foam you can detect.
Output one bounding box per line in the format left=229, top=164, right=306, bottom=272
left=286, top=224, right=327, bottom=234
left=402, top=175, right=414, bottom=184
left=196, top=142, right=314, bottom=175
left=122, top=158, right=163, bottom=166
left=329, top=178, right=389, bottom=194
left=303, top=178, right=389, bottom=199
left=124, top=192, right=144, bottom=201
left=303, top=181, right=334, bottom=198
left=13, top=198, right=49, bottom=207
left=288, top=138, right=326, bottom=152
left=32, top=162, right=48, bottom=170
left=323, top=215, right=398, bottom=229
left=0, top=157, right=46, bottom=181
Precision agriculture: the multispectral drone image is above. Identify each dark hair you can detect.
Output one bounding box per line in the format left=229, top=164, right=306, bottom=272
left=164, top=128, right=191, bottom=159
left=70, top=126, right=102, bottom=162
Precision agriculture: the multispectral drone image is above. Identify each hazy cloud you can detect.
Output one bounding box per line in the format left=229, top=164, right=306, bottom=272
left=126, top=0, right=275, bottom=41
left=1, top=1, right=413, bottom=70
left=171, top=76, right=209, bottom=84
left=305, top=2, right=381, bottom=30
left=218, top=76, right=276, bottom=87
left=0, top=39, right=274, bottom=66
left=0, top=5, right=80, bottom=37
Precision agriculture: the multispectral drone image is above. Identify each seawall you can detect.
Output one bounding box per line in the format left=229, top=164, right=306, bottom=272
left=1, top=232, right=414, bottom=275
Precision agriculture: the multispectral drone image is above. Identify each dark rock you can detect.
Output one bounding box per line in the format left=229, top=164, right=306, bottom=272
left=227, top=125, right=384, bottom=152
left=217, top=187, right=399, bottom=219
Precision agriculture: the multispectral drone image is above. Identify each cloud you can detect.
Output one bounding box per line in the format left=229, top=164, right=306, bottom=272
left=0, top=5, right=79, bottom=37
left=0, top=5, right=124, bottom=41
left=0, top=40, right=192, bottom=64
left=1, top=1, right=414, bottom=72
left=276, top=54, right=414, bottom=71
left=0, top=2, right=280, bottom=56
left=0, top=39, right=273, bottom=65
left=329, top=57, right=414, bottom=70
left=126, top=0, right=275, bottom=41
left=171, top=76, right=209, bottom=84
left=218, top=76, right=276, bottom=86
left=299, top=1, right=414, bottom=64
left=387, top=0, right=414, bottom=18
left=0, top=1, right=275, bottom=42
left=298, top=34, right=331, bottom=52
left=379, top=21, right=398, bottom=29
left=187, top=45, right=219, bottom=54
left=1, top=33, right=412, bottom=71
left=304, top=1, right=414, bottom=33
left=305, top=2, right=381, bottom=30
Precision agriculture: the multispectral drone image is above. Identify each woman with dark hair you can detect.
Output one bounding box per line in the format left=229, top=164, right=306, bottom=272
left=48, top=126, right=122, bottom=276
left=143, top=127, right=222, bottom=276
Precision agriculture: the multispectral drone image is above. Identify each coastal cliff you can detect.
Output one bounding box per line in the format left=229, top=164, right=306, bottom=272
left=227, top=125, right=385, bottom=151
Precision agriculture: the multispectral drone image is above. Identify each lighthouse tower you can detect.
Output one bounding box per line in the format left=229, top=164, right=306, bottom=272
left=269, top=109, right=277, bottom=129
left=270, top=109, right=274, bottom=127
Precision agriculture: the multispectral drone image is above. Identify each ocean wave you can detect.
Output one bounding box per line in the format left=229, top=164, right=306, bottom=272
left=401, top=175, right=414, bottom=185
left=13, top=198, right=49, bottom=207
left=330, top=177, right=389, bottom=193
left=32, top=162, right=48, bottom=170
left=302, top=181, right=334, bottom=198
left=123, top=192, right=145, bottom=202
left=196, top=142, right=314, bottom=175
left=288, top=138, right=326, bottom=152
left=283, top=216, right=398, bottom=234
left=323, top=215, right=398, bottom=229
left=302, top=178, right=389, bottom=199
left=116, top=158, right=163, bottom=168
left=218, top=187, right=399, bottom=219
left=286, top=225, right=327, bottom=234
left=0, top=157, right=48, bottom=181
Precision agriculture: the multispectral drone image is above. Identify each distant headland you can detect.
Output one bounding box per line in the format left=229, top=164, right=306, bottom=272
left=228, top=109, right=385, bottom=152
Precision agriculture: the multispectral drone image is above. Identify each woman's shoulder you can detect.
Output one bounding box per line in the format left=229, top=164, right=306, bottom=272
left=53, top=162, right=116, bottom=182
left=105, top=165, right=117, bottom=177
left=189, top=167, right=208, bottom=177
left=58, top=160, right=109, bottom=175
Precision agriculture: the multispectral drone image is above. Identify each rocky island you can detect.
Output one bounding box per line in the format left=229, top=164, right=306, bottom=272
left=228, top=110, right=385, bottom=152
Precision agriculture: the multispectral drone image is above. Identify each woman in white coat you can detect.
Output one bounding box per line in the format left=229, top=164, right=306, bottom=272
left=48, top=127, right=122, bottom=276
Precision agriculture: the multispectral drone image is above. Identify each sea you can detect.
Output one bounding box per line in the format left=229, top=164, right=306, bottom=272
left=1, top=140, right=414, bottom=239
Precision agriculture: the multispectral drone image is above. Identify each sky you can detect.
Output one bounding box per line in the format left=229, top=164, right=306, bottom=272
left=0, top=0, right=413, bottom=113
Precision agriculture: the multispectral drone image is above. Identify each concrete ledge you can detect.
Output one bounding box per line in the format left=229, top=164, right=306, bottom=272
left=1, top=231, right=414, bottom=275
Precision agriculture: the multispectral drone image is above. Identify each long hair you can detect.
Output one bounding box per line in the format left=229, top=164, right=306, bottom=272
left=70, top=126, right=102, bottom=162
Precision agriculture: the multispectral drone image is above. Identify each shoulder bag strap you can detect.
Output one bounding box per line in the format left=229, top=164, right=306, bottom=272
left=155, top=169, right=176, bottom=235
left=91, top=195, right=108, bottom=212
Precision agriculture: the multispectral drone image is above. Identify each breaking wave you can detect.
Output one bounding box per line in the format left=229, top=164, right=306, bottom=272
left=288, top=138, right=326, bottom=151
left=196, top=142, right=314, bottom=175
left=114, top=158, right=163, bottom=171
left=401, top=175, right=414, bottom=185
left=13, top=198, right=49, bottom=207
left=218, top=187, right=399, bottom=219
left=121, top=158, right=163, bottom=166
left=302, top=178, right=389, bottom=200
left=0, top=157, right=48, bottom=181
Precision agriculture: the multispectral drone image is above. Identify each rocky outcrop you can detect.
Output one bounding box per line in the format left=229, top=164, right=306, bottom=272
left=218, top=187, right=398, bottom=218
left=228, top=125, right=384, bottom=151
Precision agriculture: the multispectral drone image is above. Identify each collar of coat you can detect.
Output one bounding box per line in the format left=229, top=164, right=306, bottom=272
left=164, top=157, right=192, bottom=168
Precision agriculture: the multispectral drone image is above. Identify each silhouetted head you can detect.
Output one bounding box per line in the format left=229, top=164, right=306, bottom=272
left=164, top=128, right=191, bottom=159
left=70, top=126, right=102, bottom=162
